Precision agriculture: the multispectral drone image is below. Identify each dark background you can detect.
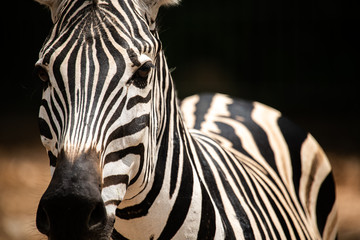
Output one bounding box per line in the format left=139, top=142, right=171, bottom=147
left=1, top=0, right=359, bottom=153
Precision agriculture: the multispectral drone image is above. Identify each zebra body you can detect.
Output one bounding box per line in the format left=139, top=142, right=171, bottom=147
left=112, top=93, right=337, bottom=240
left=33, top=0, right=337, bottom=239
left=181, top=93, right=337, bottom=239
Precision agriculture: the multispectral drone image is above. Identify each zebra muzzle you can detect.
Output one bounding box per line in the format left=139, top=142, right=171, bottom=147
left=36, top=151, right=110, bottom=240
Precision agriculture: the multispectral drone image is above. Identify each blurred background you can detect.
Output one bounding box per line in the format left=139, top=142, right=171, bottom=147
left=0, top=0, right=359, bottom=239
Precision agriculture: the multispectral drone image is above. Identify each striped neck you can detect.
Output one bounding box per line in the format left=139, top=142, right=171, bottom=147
left=113, top=48, right=200, bottom=223
left=112, top=53, right=207, bottom=238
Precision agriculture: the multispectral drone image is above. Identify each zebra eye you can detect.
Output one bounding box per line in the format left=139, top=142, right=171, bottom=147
left=137, top=62, right=154, bottom=78
left=129, top=62, right=154, bottom=89
left=34, top=65, right=49, bottom=83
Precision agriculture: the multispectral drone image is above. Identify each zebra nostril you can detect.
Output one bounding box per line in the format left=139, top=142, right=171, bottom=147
left=36, top=204, right=50, bottom=235
left=88, top=201, right=107, bottom=230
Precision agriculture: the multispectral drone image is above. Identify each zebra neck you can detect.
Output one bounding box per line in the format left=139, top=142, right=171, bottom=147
left=115, top=105, right=210, bottom=239
left=115, top=52, right=213, bottom=238
left=114, top=50, right=229, bottom=239
left=146, top=54, right=219, bottom=238
left=152, top=50, right=192, bottom=197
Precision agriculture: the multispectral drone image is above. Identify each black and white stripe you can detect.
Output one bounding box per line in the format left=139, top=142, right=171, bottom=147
left=35, top=0, right=338, bottom=239
left=181, top=93, right=337, bottom=239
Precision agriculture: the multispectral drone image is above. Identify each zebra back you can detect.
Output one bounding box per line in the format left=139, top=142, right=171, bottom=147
left=181, top=93, right=338, bottom=239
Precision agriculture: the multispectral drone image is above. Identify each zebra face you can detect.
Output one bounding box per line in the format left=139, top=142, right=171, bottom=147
left=33, top=0, right=175, bottom=238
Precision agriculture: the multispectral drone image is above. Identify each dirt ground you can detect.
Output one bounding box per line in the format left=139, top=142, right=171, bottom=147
left=0, top=143, right=359, bottom=240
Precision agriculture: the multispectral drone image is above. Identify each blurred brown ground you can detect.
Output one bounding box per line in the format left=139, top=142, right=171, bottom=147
left=0, top=116, right=359, bottom=240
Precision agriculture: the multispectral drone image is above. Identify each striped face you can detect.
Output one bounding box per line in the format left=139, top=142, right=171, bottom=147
left=35, top=0, right=162, bottom=226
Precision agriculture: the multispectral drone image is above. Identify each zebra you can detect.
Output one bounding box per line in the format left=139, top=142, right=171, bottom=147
left=33, top=0, right=338, bottom=239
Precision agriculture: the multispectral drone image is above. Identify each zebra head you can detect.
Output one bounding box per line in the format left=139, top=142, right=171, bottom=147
left=34, top=0, right=178, bottom=239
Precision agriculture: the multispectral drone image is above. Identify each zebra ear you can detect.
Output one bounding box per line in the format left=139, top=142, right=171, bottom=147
left=34, top=0, right=63, bottom=22
left=141, top=0, right=180, bottom=25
